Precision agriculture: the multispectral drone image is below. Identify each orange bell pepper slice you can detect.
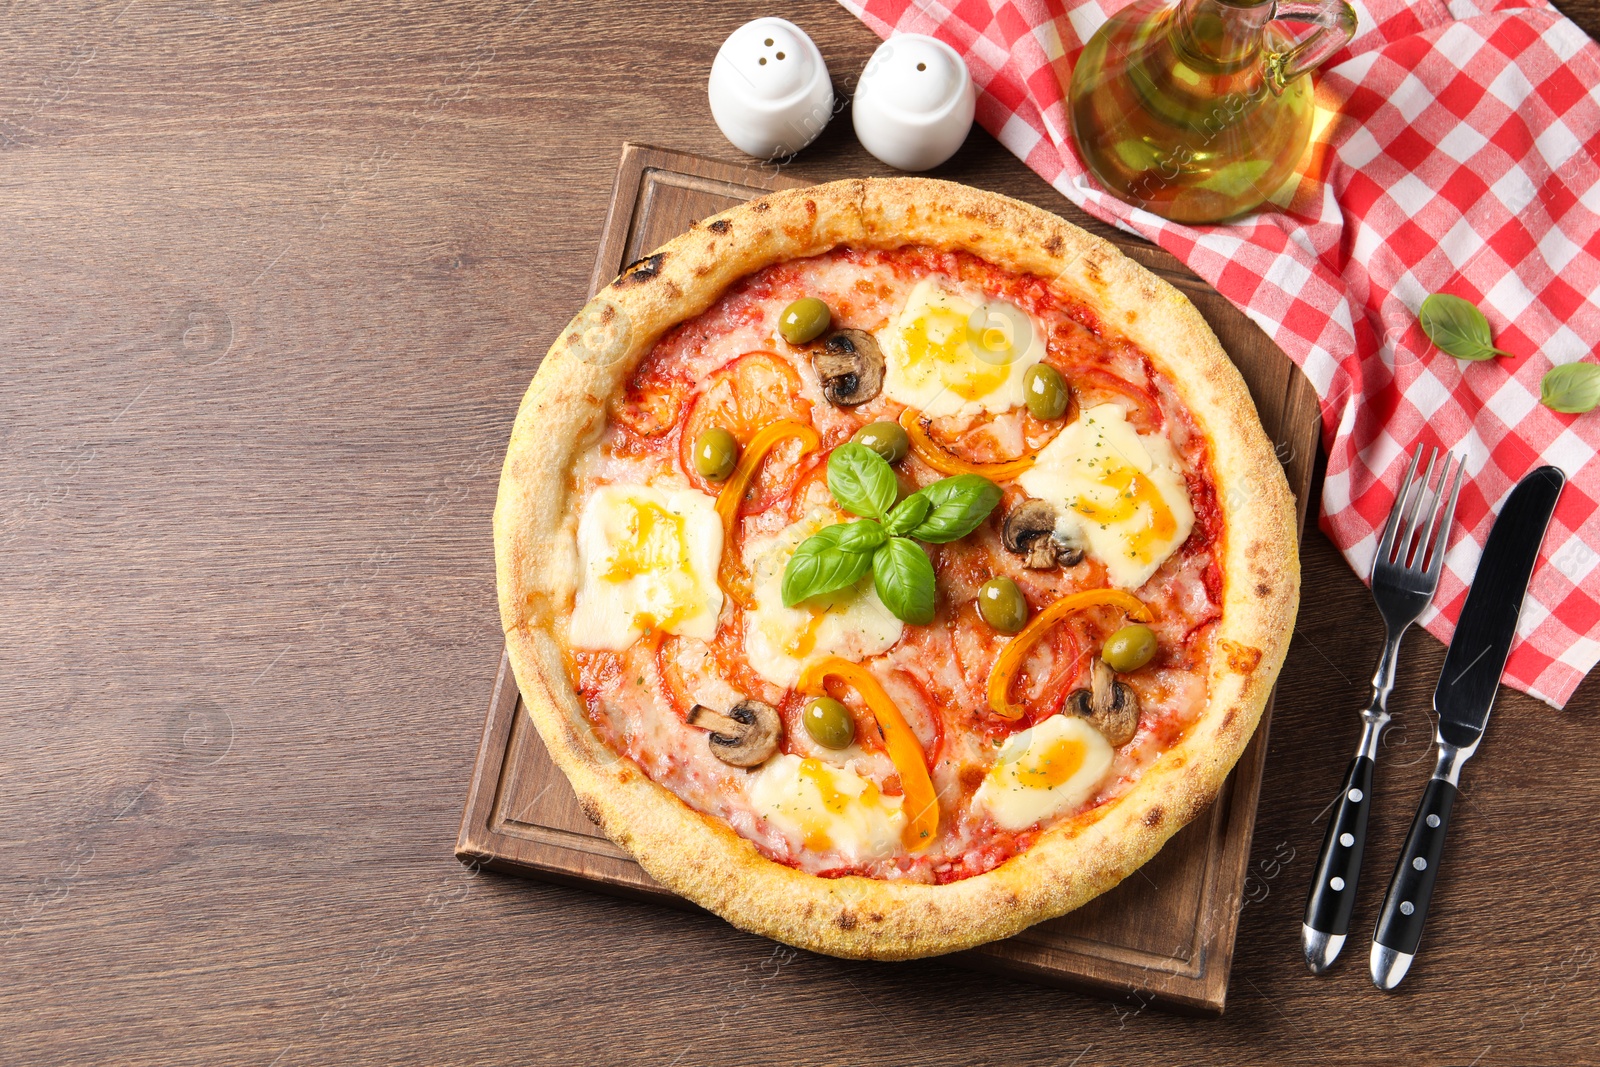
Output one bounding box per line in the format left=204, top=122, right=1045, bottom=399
left=797, top=657, right=939, bottom=851
left=714, top=419, right=820, bottom=604
left=986, top=589, right=1152, bottom=719
left=898, top=407, right=1036, bottom=481
left=714, top=419, right=820, bottom=536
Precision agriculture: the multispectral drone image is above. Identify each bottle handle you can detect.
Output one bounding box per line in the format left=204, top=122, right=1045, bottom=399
left=1265, top=0, right=1357, bottom=91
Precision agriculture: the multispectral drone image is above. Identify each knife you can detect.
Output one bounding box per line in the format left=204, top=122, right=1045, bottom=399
left=1369, top=465, right=1566, bottom=990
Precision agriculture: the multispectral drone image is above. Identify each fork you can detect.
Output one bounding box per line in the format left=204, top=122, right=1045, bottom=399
left=1301, top=445, right=1463, bottom=974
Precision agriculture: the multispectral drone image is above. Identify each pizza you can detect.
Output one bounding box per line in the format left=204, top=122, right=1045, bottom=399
left=494, top=178, right=1298, bottom=959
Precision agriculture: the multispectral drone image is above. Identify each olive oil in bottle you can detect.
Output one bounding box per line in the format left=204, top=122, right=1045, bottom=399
left=1068, top=0, right=1356, bottom=224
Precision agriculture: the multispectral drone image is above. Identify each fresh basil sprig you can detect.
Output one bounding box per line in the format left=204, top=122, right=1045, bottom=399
left=781, top=443, right=1001, bottom=623
left=1540, top=362, right=1600, bottom=414
left=1419, top=293, right=1512, bottom=362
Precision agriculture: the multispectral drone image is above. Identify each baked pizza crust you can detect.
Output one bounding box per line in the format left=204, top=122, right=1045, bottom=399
left=494, top=178, right=1299, bottom=959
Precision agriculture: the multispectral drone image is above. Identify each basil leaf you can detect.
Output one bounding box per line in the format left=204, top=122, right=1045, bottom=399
left=833, top=518, right=887, bottom=554
left=883, top=492, right=933, bottom=537
left=1540, top=362, right=1600, bottom=414
left=827, top=443, right=898, bottom=520
left=906, top=474, right=1003, bottom=544
left=781, top=525, right=874, bottom=606
left=873, top=537, right=937, bottom=625
left=1419, top=293, right=1510, bottom=361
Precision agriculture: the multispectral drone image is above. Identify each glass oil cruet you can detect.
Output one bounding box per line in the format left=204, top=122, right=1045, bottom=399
left=1068, top=0, right=1357, bottom=224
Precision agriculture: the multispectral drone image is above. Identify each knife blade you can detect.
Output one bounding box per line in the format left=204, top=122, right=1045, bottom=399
left=1433, top=465, right=1567, bottom=748
left=1370, top=464, right=1565, bottom=990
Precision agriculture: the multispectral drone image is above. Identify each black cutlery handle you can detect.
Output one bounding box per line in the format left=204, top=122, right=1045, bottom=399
left=1374, top=776, right=1458, bottom=958
left=1304, top=755, right=1374, bottom=940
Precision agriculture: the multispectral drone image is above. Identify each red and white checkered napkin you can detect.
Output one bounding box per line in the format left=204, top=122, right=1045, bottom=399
left=839, top=0, right=1600, bottom=706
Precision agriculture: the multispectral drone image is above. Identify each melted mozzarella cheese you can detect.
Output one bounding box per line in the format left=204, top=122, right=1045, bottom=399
left=748, top=754, right=906, bottom=861
left=570, top=484, right=723, bottom=650
left=878, top=279, right=1043, bottom=418
left=972, top=715, right=1114, bottom=831
left=1016, top=403, right=1195, bottom=590
left=743, top=510, right=903, bottom=688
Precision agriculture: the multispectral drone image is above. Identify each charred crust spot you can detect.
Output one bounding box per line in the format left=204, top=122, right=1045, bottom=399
left=708, top=219, right=731, bottom=234
left=1143, top=806, right=1164, bottom=828
left=1220, top=709, right=1236, bottom=730
left=615, top=252, right=664, bottom=286
left=1043, top=234, right=1063, bottom=255
left=868, top=912, right=884, bottom=924
left=1220, top=639, right=1263, bottom=673
left=753, top=200, right=770, bottom=213
left=1255, top=582, right=1271, bottom=597
left=836, top=911, right=858, bottom=930
left=577, top=796, right=603, bottom=827
left=804, top=199, right=817, bottom=219
left=1083, top=257, right=1105, bottom=288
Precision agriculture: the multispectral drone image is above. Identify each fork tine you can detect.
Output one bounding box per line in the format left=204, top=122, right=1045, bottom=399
left=1407, top=451, right=1450, bottom=573
left=1403, top=449, right=1447, bottom=571
left=1396, top=447, right=1439, bottom=569
left=1423, top=456, right=1465, bottom=581
left=1376, top=445, right=1424, bottom=568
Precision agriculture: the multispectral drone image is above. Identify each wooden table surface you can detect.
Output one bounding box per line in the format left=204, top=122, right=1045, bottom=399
left=4, top=2, right=1597, bottom=1063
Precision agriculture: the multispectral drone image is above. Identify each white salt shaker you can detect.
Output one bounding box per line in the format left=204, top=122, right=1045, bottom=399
left=707, top=18, right=835, bottom=159
left=852, top=34, right=976, bottom=172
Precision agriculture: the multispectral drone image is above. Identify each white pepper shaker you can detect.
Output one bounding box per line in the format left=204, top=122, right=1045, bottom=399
left=707, top=18, right=835, bottom=159
left=852, top=34, right=976, bottom=172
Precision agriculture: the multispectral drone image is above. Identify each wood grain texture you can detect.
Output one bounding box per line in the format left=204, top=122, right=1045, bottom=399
left=456, top=143, right=1321, bottom=1014
left=3, top=1, right=1598, bottom=1063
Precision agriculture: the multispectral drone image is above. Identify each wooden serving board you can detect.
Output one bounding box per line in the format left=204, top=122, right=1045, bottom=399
left=457, top=144, right=1320, bottom=1015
